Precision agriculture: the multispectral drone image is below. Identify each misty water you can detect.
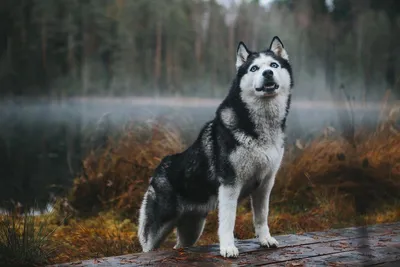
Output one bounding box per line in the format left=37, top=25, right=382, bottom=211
left=0, top=97, right=382, bottom=212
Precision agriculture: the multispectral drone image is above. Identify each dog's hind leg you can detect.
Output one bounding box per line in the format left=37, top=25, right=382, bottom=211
left=174, top=212, right=207, bottom=249
left=138, top=185, right=177, bottom=252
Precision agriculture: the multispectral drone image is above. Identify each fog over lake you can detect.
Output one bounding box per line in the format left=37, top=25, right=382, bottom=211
left=0, top=97, right=384, bottom=210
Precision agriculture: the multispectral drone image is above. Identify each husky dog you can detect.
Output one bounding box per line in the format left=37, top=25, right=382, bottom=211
left=138, top=36, right=293, bottom=258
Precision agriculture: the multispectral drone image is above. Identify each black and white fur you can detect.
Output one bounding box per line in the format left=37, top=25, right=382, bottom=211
left=138, top=36, right=293, bottom=258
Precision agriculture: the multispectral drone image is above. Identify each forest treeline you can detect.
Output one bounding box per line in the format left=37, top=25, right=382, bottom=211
left=0, top=0, right=399, bottom=99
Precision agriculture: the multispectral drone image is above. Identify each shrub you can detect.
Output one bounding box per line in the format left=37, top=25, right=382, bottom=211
left=69, top=119, right=185, bottom=219
left=0, top=209, right=57, bottom=266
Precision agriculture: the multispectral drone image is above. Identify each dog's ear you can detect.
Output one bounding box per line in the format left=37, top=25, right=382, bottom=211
left=236, top=41, right=250, bottom=70
left=269, top=36, right=289, bottom=61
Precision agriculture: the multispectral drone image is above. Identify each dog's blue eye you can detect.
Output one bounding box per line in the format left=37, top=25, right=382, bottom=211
left=250, top=66, right=259, bottom=72
left=270, top=63, right=279, bottom=68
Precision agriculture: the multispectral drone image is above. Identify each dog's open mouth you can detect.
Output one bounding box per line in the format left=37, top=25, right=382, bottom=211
left=263, top=82, right=279, bottom=91
left=256, top=82, right=279, bottom=96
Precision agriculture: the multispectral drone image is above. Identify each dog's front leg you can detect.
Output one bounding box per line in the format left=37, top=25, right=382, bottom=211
left=251, top=174, right=279, bottom=248
left=218, top=185, right=240, bottom=258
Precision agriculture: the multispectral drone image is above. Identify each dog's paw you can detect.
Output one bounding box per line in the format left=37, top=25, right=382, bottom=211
left=260, top=236, right=279, bottom=248
left=220, top=245, right=239, bottom=258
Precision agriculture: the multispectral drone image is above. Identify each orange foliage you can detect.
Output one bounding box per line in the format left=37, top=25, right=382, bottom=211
left=69, top=120, right=185, bottom=219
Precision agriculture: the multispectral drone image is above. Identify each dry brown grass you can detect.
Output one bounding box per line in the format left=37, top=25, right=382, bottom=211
left=69, top=119, right=185, bottom=219
left=275, top=129, right=400, bottom=208
left=36, top=104, right=400, bottom=264
left=0, top=210, right=58, bottom=266
left=49, top=212, right=140, bottom=264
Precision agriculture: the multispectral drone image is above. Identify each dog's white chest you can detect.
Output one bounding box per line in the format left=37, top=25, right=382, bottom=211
left=229, top=136, right=284, bottom=182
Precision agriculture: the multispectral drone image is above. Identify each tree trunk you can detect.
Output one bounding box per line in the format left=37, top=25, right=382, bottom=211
left=228, top=24, right=235, bottom=69
left=154, top=18, right=162, bottom=89
left=82, top=27, right=91, bottom=95
left=41, top=16, right=47, bottom=70
left=41, top=15, right=48, bottom=93
left=386, top=22, right=396, bottom=90
left=166, top=42, right=173, bottom=90
left=250, top=4, right=259, bottom=49
left=192, top=1, right=203, bottom=75
left=173, top=45, right=181, bottom=94
left=67, top=13, right=76, bottom=79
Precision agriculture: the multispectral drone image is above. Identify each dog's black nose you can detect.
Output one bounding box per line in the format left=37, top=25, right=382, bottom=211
left=263, top=69, right=274, bottom=77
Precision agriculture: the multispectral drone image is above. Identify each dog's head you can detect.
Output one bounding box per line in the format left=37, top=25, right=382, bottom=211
left=235, top=36, right=293, bottom=99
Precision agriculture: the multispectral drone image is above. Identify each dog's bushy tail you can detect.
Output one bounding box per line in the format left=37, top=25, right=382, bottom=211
left=138, top=182, right=176, bottom=252
left=138, top=186, right=156, bottom=252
